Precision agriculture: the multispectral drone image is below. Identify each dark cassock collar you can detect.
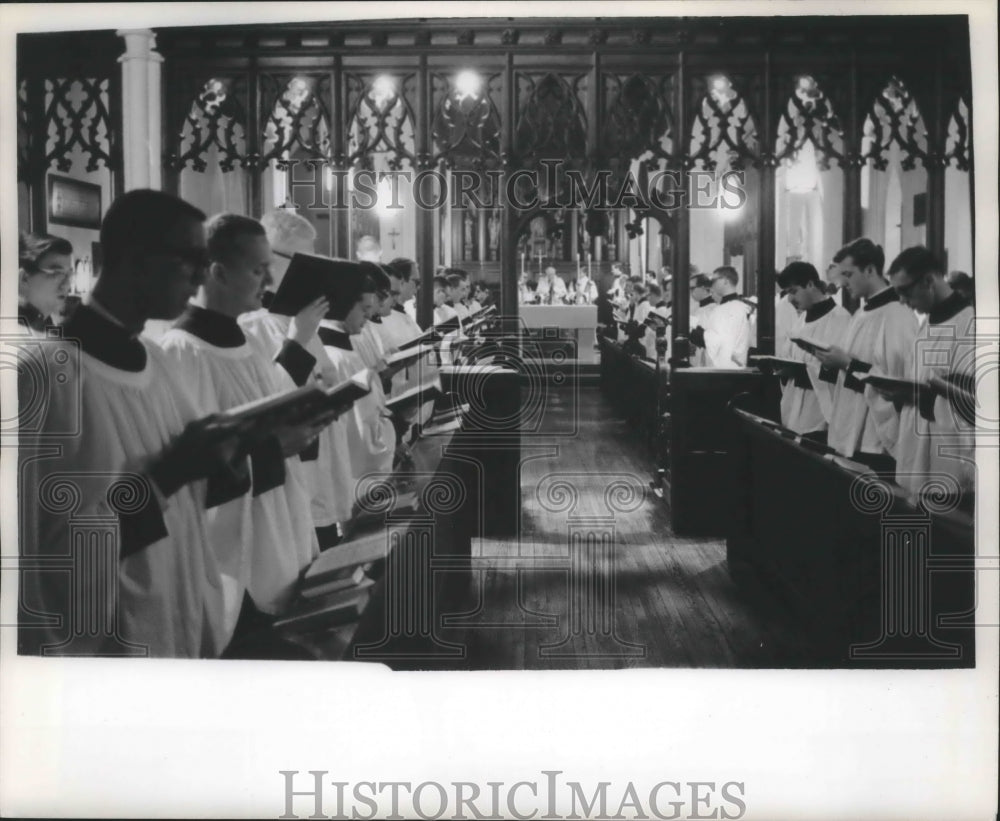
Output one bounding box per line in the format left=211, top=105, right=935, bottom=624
left=698, top=296, right=714, bottom=308
left=174, top=305, right=246, bottom=348
left=928, top=291, right=970, bottom=325
left=392, top=304, right=406, bottom=314
left=62, top=304, right=147, bottom=372
left=654, top=300, right=668, bottom=309
left=864, top=286, right=899, bottom=311
left=261, top=290, right=275, bottom=311
left=804, top=298, right=836, bottom=323
left=317, top=325, right=353, bottom=350
left=720, top=293, right=741, bottom=305
left=445, top=300, right=455, bottom=308
left=369, top=314, right=383, bottom=324
left=18, top=302, right=50, bottom=333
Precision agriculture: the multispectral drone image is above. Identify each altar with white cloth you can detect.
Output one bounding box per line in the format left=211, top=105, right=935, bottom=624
left=519, top=304, right=599, bottom=365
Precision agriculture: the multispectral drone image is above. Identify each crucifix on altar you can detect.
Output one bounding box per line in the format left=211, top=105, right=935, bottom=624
left=387, top=226, right=401, bottom=250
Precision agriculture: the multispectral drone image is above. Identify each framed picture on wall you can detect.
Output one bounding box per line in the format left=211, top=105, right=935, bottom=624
left=47, top=174, right=102, bottom=229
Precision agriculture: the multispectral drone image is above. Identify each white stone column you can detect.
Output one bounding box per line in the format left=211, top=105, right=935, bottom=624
left=117, top=29, right=163, bottom=191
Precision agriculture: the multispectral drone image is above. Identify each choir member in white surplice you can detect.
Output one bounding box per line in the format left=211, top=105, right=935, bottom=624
left=433, top=275, right=460, bottom=326
left=815, top=238, right=919, bottom=474
left=381, top=260, right=437, bottom=421
left=642, top=283, right=671, bottom=363
left=444, top=271, right=471, bottom=319
left=19, top=190, right=248, bottom=658
left=17, top=231, right=74, bottom=333
left=690, top=267, right=754, bottom=368
left=774, top=262, right=852, bottom=443
left=160, top=215, right=323, bottom=638
left=352, top=262, right=393, bottom=374
left=774, top=290, right=799, bottom=358
left=688, top=274, right=717, bottom=367
left=882, top=247, right=977, bottom=503
left=239, top=209, right=354, bottom=550
left=318, top=266, right=397, bottom=485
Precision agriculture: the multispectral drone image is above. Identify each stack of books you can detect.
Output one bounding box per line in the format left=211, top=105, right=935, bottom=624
left=273, top=535, right=391, bottom=632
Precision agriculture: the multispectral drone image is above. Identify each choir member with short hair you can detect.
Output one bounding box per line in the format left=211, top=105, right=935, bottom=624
left=775, top=261, right=852, bottom=444
left=18, top=231, right=74, bottom=332
left=815, top=238, right=919, bottom=474
left=886, top=247, right=976, bottom=503
left=22, top=189, right=245, bottom=657
left=689, top=266, right=754, bottom=368
left=318, top=265, right=397, bottom=483
left=240, top=209, right=354, bottom=551
left=946, top=271, right=975, bottom=306
left=388, top=256, right=422, bottom=324
left=443, top=271, right=471, bottom=319
left=160, top=214, right=322, bottom=639
left=434, top=275, right=460, bottom=325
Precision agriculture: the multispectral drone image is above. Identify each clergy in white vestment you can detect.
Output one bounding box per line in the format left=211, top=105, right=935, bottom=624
left=160, top=215, right=321, bottom=638
left=774, top=262, right=852, bottom=441
left=885, top=247, right=976, bottom=502
left=574, top=271, right=598, bottom=304
left=239, top=208, right=355, bottom=550
left=816, top=238, right=919, bottom=473
left=690, top=267, right=754, bottom=368
left=20, top=190, right=245, bottom=658
left=607, top=264, right=628, bottom=306
left=536, top=266, right=568, bottom=304
left=318, top=265, right=397, bottom=486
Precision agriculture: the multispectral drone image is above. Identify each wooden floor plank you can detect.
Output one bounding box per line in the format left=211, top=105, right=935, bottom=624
left=437, top=385, right=811, bottom=669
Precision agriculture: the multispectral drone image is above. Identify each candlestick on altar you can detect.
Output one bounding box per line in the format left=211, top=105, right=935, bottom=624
left=537, top=250, right=544, bottom=274
left=587, top=252, right=592, bottom=278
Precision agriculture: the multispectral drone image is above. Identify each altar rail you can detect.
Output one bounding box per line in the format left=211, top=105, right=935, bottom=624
left=726, top=406, right=975, bottom=667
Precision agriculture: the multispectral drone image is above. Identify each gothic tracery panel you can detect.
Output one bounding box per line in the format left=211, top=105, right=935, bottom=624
left=514, top=72, right=589, bottom=169
left=601, top=73, right=675, bottom=170
left=43, top=78, right=116, bottom=173
left=345, top=72, right=417, bottom=171
left=430, top=70, right=502, bottom=170
left=774, top=74, right=844, bottom=168
left=861, top=75, right=928, bottom=171
left=944, top=95, right=971, bottom=172
left=169, top=76, right=249, bottom=172
left=688, top=75, right=759, bottom=171
left=260, top=74, right=332, bottom=166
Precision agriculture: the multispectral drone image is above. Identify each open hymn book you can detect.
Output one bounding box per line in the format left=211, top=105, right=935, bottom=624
left=204, top=369, right=373, bottom=439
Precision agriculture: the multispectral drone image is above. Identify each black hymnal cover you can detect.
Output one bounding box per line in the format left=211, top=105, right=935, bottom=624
left=267, top=253, right=360, bottom=317
left=790, top=336, right=832, bottom=355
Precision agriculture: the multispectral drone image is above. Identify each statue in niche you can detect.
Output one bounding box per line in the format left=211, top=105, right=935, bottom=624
left=487, top=211, right=500, bottom=260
